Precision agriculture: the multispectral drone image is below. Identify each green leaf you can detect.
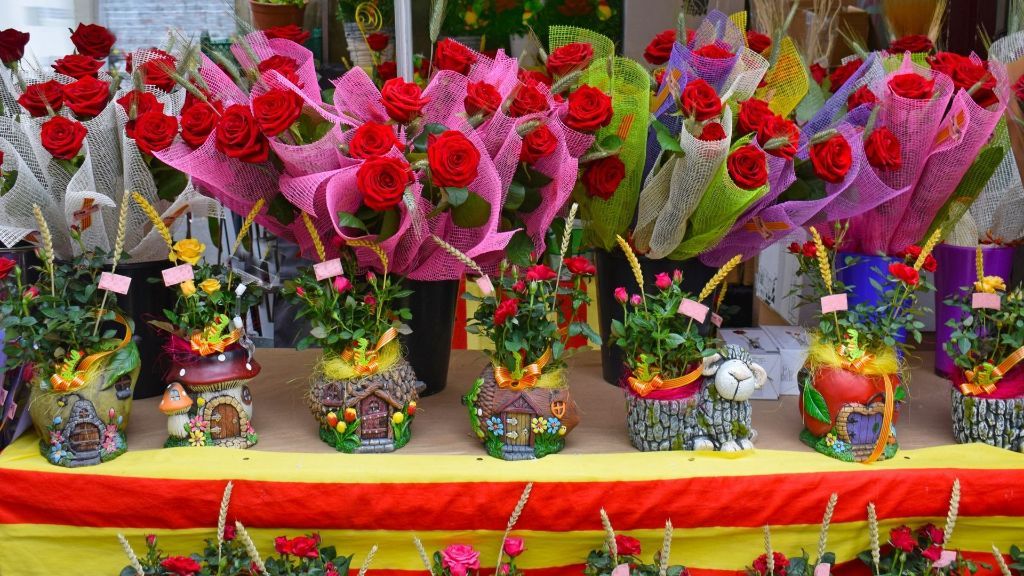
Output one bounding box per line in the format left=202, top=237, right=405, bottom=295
left=267, top=193, right=297, bottom=225
left=802, top=380, right=831, bottom=423
left=518, top=185, right=543, bottom=213
left=451, top=191, right=491, bottom=228
left=652, top=117, right=683, bottom=154
left=506, top=230, right=534, bottom=266
left=505, top=181, right=526, bottom=211
left=150, top=157, right=188, bottom=201
left=664, top=332, right=686, bottom=349
left=516, top=163, right=553, bottom=188
left=894, top=386, right=907, bottom=402
left=424, top=123, right=448, bottom=135
left=445, top=186, right=469, bottom=207
left=600, top=134, right=623, bottom=151
left=337, top=211, right=369, bottom=233
left=378, top=207, right=401, bottom=241
left=207, top=216, right=223, bottom=250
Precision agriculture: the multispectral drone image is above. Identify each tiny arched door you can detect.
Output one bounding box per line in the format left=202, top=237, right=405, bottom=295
left=211, top=403, right=240, bottom=439
left=360, top=396, right=390, bottom=439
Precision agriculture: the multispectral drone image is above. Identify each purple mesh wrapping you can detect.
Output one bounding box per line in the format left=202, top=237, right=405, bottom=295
left=684, top=10, right=744, bottom=92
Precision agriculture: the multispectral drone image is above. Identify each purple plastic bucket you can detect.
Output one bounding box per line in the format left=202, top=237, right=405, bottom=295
left=934, top=243, right=1015, bottom=377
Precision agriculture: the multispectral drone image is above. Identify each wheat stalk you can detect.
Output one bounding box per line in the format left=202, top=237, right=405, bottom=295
left=496, top=482, right=533, bottom=569
left=235, top=521, right=265, bottom=574
left=699, top=255, right=742, bottom=301
left=229, top=199, right=265, bottom=259
left=217, top=481, right=234, bottom=557
left=993, top=545, right=1012, bottom=576
left=357, top=545, right=378, bottom=576
left=867, top=503, right=880, bottom=575
left=809, top=227, right=833, bottom=292
left=615, top=234, right=644, bottom=297
left=430, top=235, right=482, bottom=277
left=301, top=213, right=326, bottom=262
left=817, top=493, right=838, bottom=562
left=32, top=204, right=55, bottom=296
left=914, top=228, right=942, bottom=272
left=975, top=246, right=984, bottom=283
left=93, top=197, right=133, bottom=336
left=764, top=525, right=774, bottom=576
left=117, top=534, right=145, bottom=576
left=658, top=519, right=673, bottom=576
left=601, top=508, right=618, bottom=565
left=413, top=536, right=433, bottom=572
left=131, top=192, right=173, bottom=251
left=943, top=478, right=961, bottom=545
left=348, top=238, right=391, bottom=275
left=429, top=0, right=447, bottom=43
left=559, top=203, right=578, bottom=260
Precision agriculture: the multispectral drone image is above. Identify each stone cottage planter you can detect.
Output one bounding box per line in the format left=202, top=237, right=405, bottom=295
left=950, top=367, right=1024, bottom=452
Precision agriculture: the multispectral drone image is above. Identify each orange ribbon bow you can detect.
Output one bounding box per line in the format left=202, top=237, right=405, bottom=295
left=960, top=346, right=1024, bottom=396
left=494, top=348, right=553, bottom=391
left=190, top=328, right=242, bottom=357
left=50, top=311, right=133, bottom=392
left=340, top=327, right=399, bottom=376
left=627, top=364, right=703, bottom=397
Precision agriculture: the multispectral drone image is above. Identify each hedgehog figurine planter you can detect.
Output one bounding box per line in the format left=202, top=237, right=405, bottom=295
left=625, top=344, right=766, bottom=452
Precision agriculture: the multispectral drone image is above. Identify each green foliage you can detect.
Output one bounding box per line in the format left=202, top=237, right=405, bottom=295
left=584, top=547, right=686, bottom=576
left=157, top=259, right=265, bottom=338
left=944, top=286, right=1024, bottom=373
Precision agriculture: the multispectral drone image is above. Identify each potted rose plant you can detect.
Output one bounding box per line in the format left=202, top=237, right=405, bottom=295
left=250, top=0, right=308, bottom=31
left=793, top=225, right=939, bottom=463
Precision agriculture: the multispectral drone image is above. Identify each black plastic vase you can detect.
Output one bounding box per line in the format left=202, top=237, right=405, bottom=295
left=397, top=278, right=460, bottom=396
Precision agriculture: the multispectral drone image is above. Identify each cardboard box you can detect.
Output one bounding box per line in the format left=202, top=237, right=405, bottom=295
left=762, top=325, right=810, bottom=396
left=756, top=236, right=806, bottom=325
left=720, top=328, right=781, bottom=400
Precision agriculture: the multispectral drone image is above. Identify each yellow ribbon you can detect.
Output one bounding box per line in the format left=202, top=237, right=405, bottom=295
left=190, top=328, right=242, bottom=357
left=340, top=327, right=399, bottom=376
left=627, top=364, right=703, bottom=397
left=743, top=216, right=789, bottom=240
left=494, top=348, right=553, bottom=391
left=960, top=346, right=1024, bottom=396
left=50, top=312, right=133, bottom=393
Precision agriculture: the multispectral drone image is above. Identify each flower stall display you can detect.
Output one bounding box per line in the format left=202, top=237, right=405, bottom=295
left=747, top=493, right=839, bottom=576
left=284, top=222, right=420, bottom=453
left=612, top=239, right=767, bottom=452
left=136, top=196, right=266, bottom=449
left=793, top=226, right=940, bottom=463
left=944, top=250, right=1024, bottom=451
left=458, top=212, right=600, bottom=460
left=1, top=208, right=139, bottom=467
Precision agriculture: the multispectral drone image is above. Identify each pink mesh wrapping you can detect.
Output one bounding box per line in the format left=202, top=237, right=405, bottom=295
left=332, top=67, right=390, bottom=125
left=232, top=32, right=320, bottom=101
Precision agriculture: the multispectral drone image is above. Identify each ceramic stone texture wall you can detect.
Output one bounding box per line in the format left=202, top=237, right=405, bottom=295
left=100, top=0, right=236, bottom=53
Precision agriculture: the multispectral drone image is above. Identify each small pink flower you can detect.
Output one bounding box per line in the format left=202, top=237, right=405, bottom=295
left=655, top=272, right=671, bottom=290
left=333, top=276, right=352, bottom=293
left=499, top=564, right=510, bottom=575
left=630, top=294, right=642, bottom=306
left=513, top=280, right=527, bottom=292
left=364, top=295, right=377, bottom=307
left=295, top=286, right=306, bottom=297
left=614, top=287, right=628, bottom=303
left=503, top=536, right=526, bottom=558
left=24, top=286, right=39, bottom=300
left=145, top=534, right=156, bottom=547
left=366, top=271, right=377, bottom=283
left=672, top=269, right=682, bottom=283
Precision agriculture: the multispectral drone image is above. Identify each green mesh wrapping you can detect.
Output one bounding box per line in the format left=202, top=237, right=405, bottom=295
left=548, top=25, right=616, bottom=59
left=667, top=136, right=769, bottom=260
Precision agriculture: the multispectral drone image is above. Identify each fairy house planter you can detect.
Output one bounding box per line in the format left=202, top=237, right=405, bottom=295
left=161, top=346, right=259, bottom=449
left=308, top=356, right=420, bottom=453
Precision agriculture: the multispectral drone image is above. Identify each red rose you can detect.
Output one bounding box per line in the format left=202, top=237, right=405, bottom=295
left=287, top=535, right=320, bottom=559
left=525, top=264, right=557, bottom=282
left=802, top=241, right=817, bottom=258
left=0, top=257, right=15, bottom=280
left=582, top=155, right=625, bottom=200
left=520, top=124, right=557, bottom=164
left=40, top=116, right=87, bottom=160
left=756, top=114, right=799, bottom=159
left=922, top=545, right=943, bottom=562
left=0, top=29, right=30, bottom=64
left=563, top=85, right=613, bottom=132
left=888, top=72, right=934, bottom=99
left=366, top=32, right=390, bottom=52
left=614, top=535, right=642, bottom=556
left=133, top=111, right=178, bottom=155
left=376, top=61, right=397, bottom=81
left=52, top=54, right=102, bottom=79
left=693, top=43, right=733, bottom=59
left=889, top=262, right=920, bottom=286
left=117, top=90, right=162, bottom=118
left=180, top=102, right=218, bottom=148
left=727, top=144, right=768, bottom=190
left=518, top=68, right=552, bottom=87
left=564, top=256, right=596, bottom=276
left=349, top=122, right=403, bottom=159
left=252, top=88, right=303, bottom=137
left=357, top=156, right=411, bottom=211
left=465, top=81, right=501, bottom=116
left=934, top=54, right=997, bottom=107
left=890, top=34, right=934, bottom=54
left=787, top=241, right=801, bottom=254
left=698, top=122, right=726, bottom=141
left=847, top=85, right=877, bottom=109
left=810, top=63, right=827, bottom=84
left=139, top=53, right=178, bottom=92
left=809, top=134, right=853, bottom=184
left=747, top=30, right=771, bottom=54
left=753, top=553, right=790, bottom=576
left=865, top=126, right=903, bottom=172
left=737, top=97, right=772, bottom=134
left=265, top=24, right=310, bottom=45
left=215, top=104, right=270, bottom=163
left=434, top=38, right=477, bottom=75
left=889, top=525, right=916, bottom=552
left=494, top=298, right=520, bottom=325
left=919, top=523, right=944, bottom=545
left=1013, top=75, right=1024, bottom=103
left=509, top=82, right=549, bottom=117
left=547, top=42, right=594, bottom=77
left=63, top=76, right=110, bottom=118
left=258, top=54, right=302, bottom=88
left=18, top=80, right=64, bottom=117
left=380, top=77, right=429, bottom=123
left=160, top=556, right=202, bottom=576
left=644, top=29, right=676, bottom=65
left=558, top=0, right=593, bottom=16
left=680, top=78, right=722, bottom=121
left=828, top=58, right=863, bottom=92
left=428, top=130, right=480, bottom=188
left=70, top=23, right=116, bottom=59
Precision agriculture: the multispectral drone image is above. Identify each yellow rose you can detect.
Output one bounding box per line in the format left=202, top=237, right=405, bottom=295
left=180, top=280, right=197, bottom=297
left=199, top=278, right=222, bottom=295
left=392, top=412, right=405, bottom=424
left=974, top=276, right=1006, bottom=294
left=171, top=238, right=205, bottom=265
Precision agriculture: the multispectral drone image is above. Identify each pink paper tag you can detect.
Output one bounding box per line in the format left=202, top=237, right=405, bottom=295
left=314, top=258, right=344, bottom=281
left=162, top=264, right=194, bottom=287
left=476, top=275, right=494, bottom=296
left=711, top=312, right=723, bottom=327
left=813, top=563, right=831, bottom=576
left=678, top=298, right=709, bottom=322
left=972, top=292, right=1001, bottom=310
left=5, top=401, right=15, bottom=420
left=98, top=272, right=132, bottom=295
left=0, top=387, right=7, bottom=404
left=821, top=293, right=849, bottom=313
left=611, top=564, right=631, bottom=576
left=933, top=550, right=956, bottom=569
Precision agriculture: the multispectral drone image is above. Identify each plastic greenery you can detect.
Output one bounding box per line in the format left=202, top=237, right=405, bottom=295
left=944, top=285, right=1023, bottom=373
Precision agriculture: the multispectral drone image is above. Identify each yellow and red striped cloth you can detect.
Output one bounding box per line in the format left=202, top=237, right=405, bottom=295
left=1, top=435, right=1023, bottom=575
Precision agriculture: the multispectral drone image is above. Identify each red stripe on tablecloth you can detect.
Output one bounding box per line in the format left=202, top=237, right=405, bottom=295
left=452, top=277, right=468, bottom=350
left=1, top=467, right=1022, bottom=531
